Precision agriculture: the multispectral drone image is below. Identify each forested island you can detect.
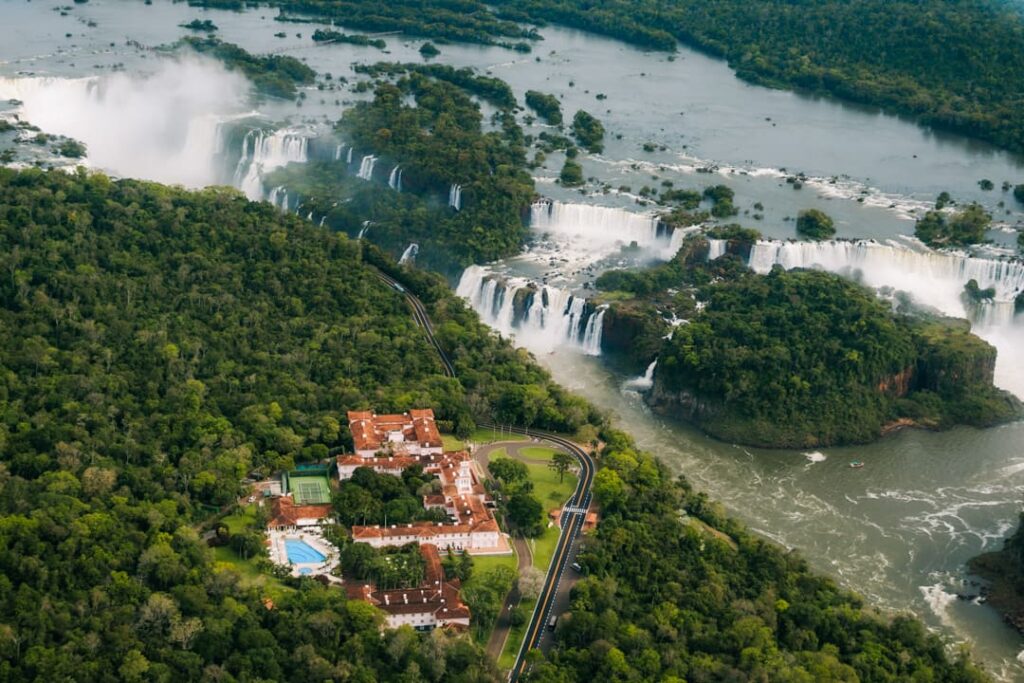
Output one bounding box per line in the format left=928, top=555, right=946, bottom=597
left=0, top=167, right=991, bottom=681
left=597, top=234, right=1021, bottom=448
left=970, top=515, right=1024, bottom=636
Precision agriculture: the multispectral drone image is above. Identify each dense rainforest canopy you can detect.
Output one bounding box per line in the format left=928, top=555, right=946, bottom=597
left=528, top=428, right=989, bottom=682
left=595, top=237, right=1020, bottom=447
left=0, top=167, right=601, bottom=680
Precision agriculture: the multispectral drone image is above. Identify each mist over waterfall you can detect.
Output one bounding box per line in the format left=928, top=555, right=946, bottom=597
left=456, top=265, right=605, bottom=355
left=357, top=155, right=377, bottom=180
left=623, top=360, right=658, bottom=391
left=530, top=200, right=687, bottom=258
left=0, top=57, right=250, bottom=186
left=233, top=128, right=309, bottom=200
left=449, top=184, right=462, bottom=210
left=746, top=239, right=1024, bottom=394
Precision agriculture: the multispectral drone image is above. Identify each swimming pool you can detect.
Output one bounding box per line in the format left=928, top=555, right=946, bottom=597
left=285, top=539, right=326, bottom=564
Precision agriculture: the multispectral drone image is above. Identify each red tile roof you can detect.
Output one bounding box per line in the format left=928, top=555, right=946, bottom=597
left=348, top=409, right=442, bottom=453
left=268, top=495, right=332, bottom=528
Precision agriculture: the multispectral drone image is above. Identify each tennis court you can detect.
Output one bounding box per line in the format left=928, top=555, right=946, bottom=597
left=288, top=475, right=331, bottom=505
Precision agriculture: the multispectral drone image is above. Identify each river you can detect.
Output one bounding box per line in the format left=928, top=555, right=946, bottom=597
left=3, top=1, right=1024, bottom=677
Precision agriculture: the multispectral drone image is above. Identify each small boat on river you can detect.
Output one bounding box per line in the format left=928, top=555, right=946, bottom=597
left=849, top=461, right=865, bottom=469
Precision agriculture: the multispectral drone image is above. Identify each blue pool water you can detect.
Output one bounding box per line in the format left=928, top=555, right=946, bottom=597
left=285, top=539, right=326, bottom=564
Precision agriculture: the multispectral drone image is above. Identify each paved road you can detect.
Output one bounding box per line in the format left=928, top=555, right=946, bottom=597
left=372, top=268, right=598, bottom=681
left=479, top=425, right=595, bottom=683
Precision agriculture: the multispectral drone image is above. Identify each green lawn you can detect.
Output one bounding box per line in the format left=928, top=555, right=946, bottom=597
left=442, top=433, right=466, bottom=450
left=469, top=427, right=528, bottom=444
left=519, top=445, right=560, bottom=461
left=212, top=545, right=292, bottom=599
left=221, top=504, right=259, bottom=534
left=466, top=552, right=518, bottom=584
left=523, top=461, right=577, bottom=512
left=529, top=525, right=562, bottom=577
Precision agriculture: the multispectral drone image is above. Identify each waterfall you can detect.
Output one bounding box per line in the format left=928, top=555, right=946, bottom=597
left=747, top=239, right=1024, bottom=319
left=399, top=243, right=419, bottom=265
left=357, top=154, right=377, bottom=181
left=707, top=239, right=727, bottom=260
left=456, top=265, right=605, bottom=355
left=234, top=128, right=309, bottom=200
left=529, top=199, right=681, bottom=256
left=389, top=165, right=403, bottom=191
left=319, top=216, right=327, bottom=227
left=267, top=186, right=287, bottom=210
left=358, top=221, right=372, bottom=239
left=334, top=143, right=345, bottom=160
left=623, top=360, right=658, bottom=391
left=306, top=211, right=313, bottom=221
left=347, top=147, right=354, bottom=164
left=746, top=238, right=1024, bottom=395
left=449, top=184, right=462, bottom=210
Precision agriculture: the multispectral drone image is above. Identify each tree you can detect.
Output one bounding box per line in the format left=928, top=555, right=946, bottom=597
left=489, top=457, right=528, bottom=484
left=518, top=565, right=545, bottom=600
left=915, top=203, right=990, bottom=247
left=796, top=209, right=836, bottom=240
left=559, top=159, right=584, bottom=187
left=593, top=468, right=627, bottom=511
left=571, top=110, right=605, bottom=153
left=507, top=491, right=545, bottom=537
left=549, top=451, right=575, bottom=483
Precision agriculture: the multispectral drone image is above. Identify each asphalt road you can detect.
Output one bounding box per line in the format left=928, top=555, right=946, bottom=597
left=374, top=267, right=598, bottom=681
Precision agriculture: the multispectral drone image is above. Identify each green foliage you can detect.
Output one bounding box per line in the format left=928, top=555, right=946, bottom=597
left=656, top=267, right=1019, bottom=446
left=178, top=36, right=315, bottom=98
left=559, top=158, right=584, bottom=186
left=1013, top=184, right=1024, bottom=205
left=343, top=542, right=427, bottom=589
left=507, top=490, right=545, bottom=537
left=537, top=430, right=990, bottom=682
left=420, top=41, right=441, bottom=58
left=56, top=138, right=86, bottom=158
left=179, top=18, right=218, bottom=32
left=488, top=457, right=528, bottom=485
left=354, top=62, right=517, bottom=109
left=311, top=28, right=386, bottom=49
left=276, top=0, right=540, bottom=48
left=489, top=0, right=1024, bottom=155
left=525, top=90, right=563, bottom=125
left=333, top=467, right=446, bottom=527
left=914, top=204, right=991, bottom=248
left=703, top=184, right=737, bottom=218
left=795, top=208, right=836, bottom=240
left=571, top=110, right=605, bottom=153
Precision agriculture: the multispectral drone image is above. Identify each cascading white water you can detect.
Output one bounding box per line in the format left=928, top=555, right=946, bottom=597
left=399, top=243, right=419, bottom=265
left=357, top=155, right=377, bottom=181
left=346, top=147, right=354, bottom=164
left=319, top=216, right=327, bottom=227
left=267, top=186, right=287, bottom=210
left=449, top=184, right=462, bottom=210
left=334, top=143, right=345, bottom=160
left=0, top=58, right=250, bottom=187
left=747, top=240, right=1024, bottom=319
left=623, top=359, right=658, bottom=391
left=707, top=239, right=727, bottom=260
left=530, top=200, right=683, bottom=258
left=234, top=128, right=309, bottom=200
left=389, top=165, right=403, bottom=191
left=746, top=239, right=1024, bottom=395
left=358, top=221, right=372, bottom=239
left=456, top=265, right=605, bottom=355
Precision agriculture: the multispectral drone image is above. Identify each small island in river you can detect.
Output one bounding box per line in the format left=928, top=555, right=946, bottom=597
left=598, top=231, right=1022, bottom=448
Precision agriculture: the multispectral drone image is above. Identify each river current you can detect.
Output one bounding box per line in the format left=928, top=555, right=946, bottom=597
left=3, top=1, right=1024, bottom=677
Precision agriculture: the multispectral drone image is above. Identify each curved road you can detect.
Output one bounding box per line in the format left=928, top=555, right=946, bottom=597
left=478, top=424, right=595, bottom=683
left=374, top=267, right=597, bottom=681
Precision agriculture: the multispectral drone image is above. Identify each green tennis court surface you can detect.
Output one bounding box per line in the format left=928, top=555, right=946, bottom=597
left=289, top=475, right=331, bottom=504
